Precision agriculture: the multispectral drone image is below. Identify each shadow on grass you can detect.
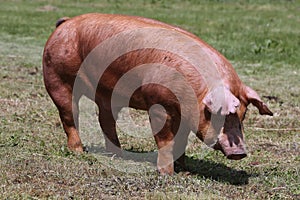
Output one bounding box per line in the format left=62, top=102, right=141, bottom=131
left=183, top=156, right=253, bottom=185
left=85, top=144, right=252, bottom=185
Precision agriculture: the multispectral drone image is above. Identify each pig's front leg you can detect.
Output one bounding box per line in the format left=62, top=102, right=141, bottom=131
left=149, top=106, right=175, bottom=175
left=156, top=137, right=174, bottom=175
left=173, top=124, right=190, bottom=172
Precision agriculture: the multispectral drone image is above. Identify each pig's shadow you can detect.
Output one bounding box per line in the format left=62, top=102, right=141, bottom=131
left=85, top=144, right=252, bottom=185
left=182, top=156, right=252, bottom=185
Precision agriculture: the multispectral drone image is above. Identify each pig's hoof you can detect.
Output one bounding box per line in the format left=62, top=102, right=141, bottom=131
left=157, top=169, right=174, bottom=176
left=157, top=164, right=174, bottom=175
left=68, top=142, right=84, bottom=153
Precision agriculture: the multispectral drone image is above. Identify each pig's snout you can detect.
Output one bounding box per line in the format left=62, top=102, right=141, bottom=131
left=213, top=134, right=247, bottom=160
left=225, top=146, right=247, bottom=160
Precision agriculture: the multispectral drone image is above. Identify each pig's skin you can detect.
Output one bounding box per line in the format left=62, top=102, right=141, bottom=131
left=43, top=13, right=273, bottom=175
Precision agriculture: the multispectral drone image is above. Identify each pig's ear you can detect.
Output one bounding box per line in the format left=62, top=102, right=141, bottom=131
left=244, top=86, right=273, bottom=116
left=203, top=86, right=240, bottom=115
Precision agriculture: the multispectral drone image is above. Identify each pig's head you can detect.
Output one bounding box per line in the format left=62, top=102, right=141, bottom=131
left=196, top=85, right=273, bottom=160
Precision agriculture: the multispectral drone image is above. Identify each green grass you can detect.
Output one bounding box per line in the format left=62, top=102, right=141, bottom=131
left=0, top=0, right=299, bottom=199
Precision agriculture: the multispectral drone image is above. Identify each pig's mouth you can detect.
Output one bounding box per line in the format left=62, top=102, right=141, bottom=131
left=226, top=150, right=247, bottom=160
left=213, top=141, right=247, bottom=160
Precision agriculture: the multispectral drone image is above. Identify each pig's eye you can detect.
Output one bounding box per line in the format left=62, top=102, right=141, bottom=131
left=241, top=108, right=248, bottom=121
left=204, top=106, right=211, bottom=120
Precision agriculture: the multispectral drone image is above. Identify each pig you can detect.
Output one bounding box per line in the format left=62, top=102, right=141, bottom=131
left=43, top=13, right=273, bottom=175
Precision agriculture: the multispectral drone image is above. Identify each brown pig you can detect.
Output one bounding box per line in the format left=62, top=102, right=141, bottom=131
left=43, top=13, right=273, bottom=175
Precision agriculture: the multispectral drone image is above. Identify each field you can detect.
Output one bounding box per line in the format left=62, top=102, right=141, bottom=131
left=0, top=0, right=299, bottom=199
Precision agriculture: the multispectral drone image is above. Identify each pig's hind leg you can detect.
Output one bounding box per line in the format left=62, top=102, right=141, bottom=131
left=45, top=78, right=83, bottom=152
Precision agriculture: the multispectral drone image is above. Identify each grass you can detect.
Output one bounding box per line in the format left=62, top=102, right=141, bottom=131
left=0, top=0, right=299, bottom=199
